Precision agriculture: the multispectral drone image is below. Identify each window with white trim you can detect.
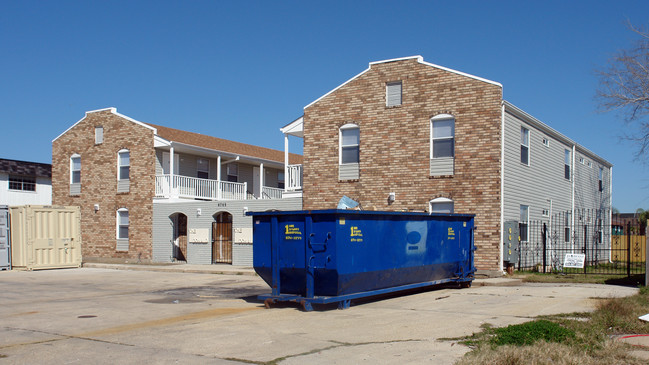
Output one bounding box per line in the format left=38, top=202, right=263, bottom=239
left=117, top=209, right=129, bottom=240
left=197, top=158, right=209, bottom=179
left=278, top=171, right=285, bottom=189
left=339, top=124, right=360, bottom=164
left=70, top=155, right=81, bottom=184
left=564, top=149, right=571, bottom=180
left=598, top=167, right=604, bottom=192
left=520, top=205, right=529, bottom=242
left=227, top=163, right=238, bottom=182
left=564, top=212, right=571, bottom=243
left=542, top=137, right=549, bottom=147
left=429, top=197, right=454, bottom=213
left=118, top=150, right=130, bottom=180
left=521, top=127, right=530, bottom=165
left=431, top=115, right=455, bottom=158
left=386, top=81, right=402, bottom=107
left=95, top=126, right=103, bottom=144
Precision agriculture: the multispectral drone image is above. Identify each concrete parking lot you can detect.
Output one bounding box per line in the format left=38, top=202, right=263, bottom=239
left=0, top=267, right=638, bottom=364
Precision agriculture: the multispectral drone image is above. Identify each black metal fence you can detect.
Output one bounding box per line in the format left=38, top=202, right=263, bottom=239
left=517, top=209, right=646, bottom=276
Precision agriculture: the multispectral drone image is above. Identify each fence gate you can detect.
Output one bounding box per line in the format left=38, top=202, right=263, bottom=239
left=517, top=209, right=646, bottom=277
left=212, top=213, right=233, bottom=264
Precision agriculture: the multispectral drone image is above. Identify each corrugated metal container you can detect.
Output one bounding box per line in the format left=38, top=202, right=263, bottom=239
left=249, top=209, right=475, bottom=310
left=10, top=205, right=82, bottom=270
left=0, top=205, right=9, bottom=270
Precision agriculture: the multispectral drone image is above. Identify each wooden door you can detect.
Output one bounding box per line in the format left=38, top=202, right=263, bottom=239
left=212, top=213, right=232, bottom=264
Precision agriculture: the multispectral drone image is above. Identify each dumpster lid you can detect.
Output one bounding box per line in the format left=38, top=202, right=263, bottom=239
left=246, top=209, right=475, bottom=219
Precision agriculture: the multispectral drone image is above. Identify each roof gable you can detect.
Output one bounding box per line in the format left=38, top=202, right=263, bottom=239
left=52, top=107, right=156, bottom=142
left=304, top=56, right=502, bottom=109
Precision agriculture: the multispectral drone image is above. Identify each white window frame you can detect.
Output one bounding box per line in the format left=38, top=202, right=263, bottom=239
left=386, top=81, right=402, bottom=107
left=599, top=167, right=604, bottom=192
left=116, top=208, right=129, bottom=240
left=227, top=163, right=238, bottom=182
left=542, top=137, right=549, bottom=147
left=521, top=127, right=530, bottom=166
left=8, top=175, right=36, bottom=192
left=278, top=171, right=285, bottom=189
left=197, top=158, right=209, bottom=179
left=118, top=149, right=130, bottom=181
left=430, top=114, right=455, bottom=159
left=70, top=154, right=81, bottom=184
left=520, top=205, right=529, bottom=242
left=95, top=126, right=103, bottom=144
left=429, top=197, right=454, bottom=214
left=564, top=149, right=571, bottom=180
left=339, top=123, right=360, bottom=165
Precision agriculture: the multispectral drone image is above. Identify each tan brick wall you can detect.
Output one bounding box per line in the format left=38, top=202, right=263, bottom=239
left=52, top=110, right=155, bottom=262
left=302, top=58, right=503, bottom=272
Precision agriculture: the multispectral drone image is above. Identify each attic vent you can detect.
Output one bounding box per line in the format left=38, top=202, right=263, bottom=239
left=386, top=81, right=402, bottom=107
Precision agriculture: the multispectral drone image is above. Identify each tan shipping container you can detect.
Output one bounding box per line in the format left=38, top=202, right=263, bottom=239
left=10, top=205, right=82, bottom=270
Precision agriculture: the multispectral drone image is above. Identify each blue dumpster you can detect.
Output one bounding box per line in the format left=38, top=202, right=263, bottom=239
left=248, top=210, right=475, bottom=310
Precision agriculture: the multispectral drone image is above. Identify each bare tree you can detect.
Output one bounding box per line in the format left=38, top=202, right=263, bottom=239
left=596, top=23, right=649, bottom=161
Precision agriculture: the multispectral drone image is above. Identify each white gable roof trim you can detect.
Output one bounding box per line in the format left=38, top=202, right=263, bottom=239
left=53, top=107, right=157, bottom=142
left=304, top=56, right=501, bottom=110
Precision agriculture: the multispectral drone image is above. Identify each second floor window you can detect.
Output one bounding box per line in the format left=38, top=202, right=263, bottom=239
left=564, top=149, right=571, bottom=180
left=70, top=155, right=81, bottom=184
left=118, top=150, right=130, bottom=180
left=278, top=171, right=285, bottom=189
left=227, top=163, right=238, bottom=182
left=599, top=167, right=604, bottom=192
left=197, top=158, right=209, bottom=179
left=431, top=116, right=455, bottom=158
left=340, top=124, right=360, bottom=164
left=521, top=127, right=529, bottom=165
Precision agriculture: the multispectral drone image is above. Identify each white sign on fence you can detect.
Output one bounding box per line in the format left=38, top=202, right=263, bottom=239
left=563, top=253, right=586, bottom=269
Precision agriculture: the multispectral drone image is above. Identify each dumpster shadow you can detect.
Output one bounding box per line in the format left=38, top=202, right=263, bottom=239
left=246, top=282, right=464, bottom=312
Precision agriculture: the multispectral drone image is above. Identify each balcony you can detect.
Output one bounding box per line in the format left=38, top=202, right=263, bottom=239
left=286, top=164, right=302, bottom=191
left=155, top=175, right=285, bottom=201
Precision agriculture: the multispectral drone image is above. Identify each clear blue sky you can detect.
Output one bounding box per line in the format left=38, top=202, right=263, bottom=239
left=1, top=1, right=648, bottom=212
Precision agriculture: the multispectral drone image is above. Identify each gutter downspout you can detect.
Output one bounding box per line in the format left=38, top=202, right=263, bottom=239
left=571, top=145, right=576, bottom=252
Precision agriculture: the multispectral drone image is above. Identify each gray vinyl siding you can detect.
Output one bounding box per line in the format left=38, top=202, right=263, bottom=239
left=232, top=243, right=253, bottom=266
left=264, top=168, right=280, bottom=188
left=503, top=112, right=572, bottom=224
left=238, top=164, right=254, bottom=189
left=69, top=183, right=81, bottom=196
left=430, top=158, right=454, bottom=176
left=339, top=163, right=360, bottom=180
left=573, top=153, right=611, bottom=212
left=187, top=242, right=211, bottom=265
left=155, top=150, right=164, bottom=175
left=117, top=180, right=130, bottom=193
left=152, top=197, right=302, bottom=265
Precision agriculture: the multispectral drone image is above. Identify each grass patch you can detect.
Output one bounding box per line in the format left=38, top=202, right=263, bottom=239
left=454, top=285, right=649, bottom=364
left=510, top=272, right=645, bottom=286
left=490, top=320, right=574, bottom=346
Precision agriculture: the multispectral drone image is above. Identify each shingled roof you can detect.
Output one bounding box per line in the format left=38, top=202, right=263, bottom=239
left=0, top=158, right=51, bottom=178
left=147, top=123, right=302, bottom=165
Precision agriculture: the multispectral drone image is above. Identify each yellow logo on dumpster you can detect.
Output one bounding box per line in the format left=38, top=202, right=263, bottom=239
left=448, top=227, right=455, bottom=240
left=284, top=224, right=302, bottom=240
left=350, top=226, right=363, bottom=242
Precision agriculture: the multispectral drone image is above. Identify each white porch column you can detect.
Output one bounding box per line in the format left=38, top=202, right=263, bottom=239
left=259, top=163, right=264, bottom=198
left=170, top=146, right=176, bottom=198
left=217, top=155, right=222, bottom=200
left=284, top=134, right=289, bottom=192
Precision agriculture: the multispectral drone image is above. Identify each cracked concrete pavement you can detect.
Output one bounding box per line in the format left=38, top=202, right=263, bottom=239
left=0, top=268, right=638, bottom=364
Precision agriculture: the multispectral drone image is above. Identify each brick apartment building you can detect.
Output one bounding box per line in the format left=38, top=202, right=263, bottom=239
left=53, top=108, right=302, bottom=265
left=281, top=56, right=612, bottom=275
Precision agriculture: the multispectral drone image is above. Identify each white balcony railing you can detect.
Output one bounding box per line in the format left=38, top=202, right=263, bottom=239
left=286, top=164, right=302, bottom=191
left=155, top=175, right=286, bottom=201
left=262, top=186, right=283, bottom=199
left=155, top=175, right=247, bottom=201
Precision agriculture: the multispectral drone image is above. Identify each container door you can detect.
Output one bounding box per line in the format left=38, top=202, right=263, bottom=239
left=0, top=209, right=8, bottom=268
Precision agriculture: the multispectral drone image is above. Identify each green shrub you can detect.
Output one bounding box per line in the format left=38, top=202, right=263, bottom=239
left=490, top=320, right=575, bottom=347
